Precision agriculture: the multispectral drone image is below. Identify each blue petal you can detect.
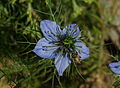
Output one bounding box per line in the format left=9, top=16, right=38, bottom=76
left=109, top=61, right=120, bottom=74
left=33, top=38, right=59, bottom=59
left=54, top=54, right=71, bottom=76
left=75, top=42, right=89, bottom=60
left=63, top=24, right=81, bottom=39
left=40, top=20, right=62, bottom=41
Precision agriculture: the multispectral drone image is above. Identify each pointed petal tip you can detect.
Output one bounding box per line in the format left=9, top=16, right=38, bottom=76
left=109, top=63, right=112, bottom=68
left=58, top=73, right=63, bottom=76
left=32, top=38, right=58, bottom=59
left=32, top=48, right=36, bottom=53
left=55, top=54, right=71, bottom=76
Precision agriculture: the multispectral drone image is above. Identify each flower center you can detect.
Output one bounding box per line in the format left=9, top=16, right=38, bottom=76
left=62, top=39, right=74, bottom=49
left=54, top=34, right=76, bottom=54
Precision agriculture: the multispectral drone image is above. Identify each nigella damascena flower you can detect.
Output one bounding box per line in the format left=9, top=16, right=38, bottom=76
left=109, top=61, right=120, bottom=75
left=33, top=20, right=90, bottom=76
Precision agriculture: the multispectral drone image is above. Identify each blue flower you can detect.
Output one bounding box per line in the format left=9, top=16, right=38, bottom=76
left=33, top=20, right=90, bottom=76
left=109, top=61, right=120, bottom=75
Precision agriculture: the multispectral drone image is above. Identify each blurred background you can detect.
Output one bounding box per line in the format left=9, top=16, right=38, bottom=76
left=0, top=0, right=120, bottom=88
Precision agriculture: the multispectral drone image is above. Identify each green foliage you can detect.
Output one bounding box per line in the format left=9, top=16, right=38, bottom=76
left=113, top=76, right=120, bottom=88
left=0, top=0, right=119, bottom=88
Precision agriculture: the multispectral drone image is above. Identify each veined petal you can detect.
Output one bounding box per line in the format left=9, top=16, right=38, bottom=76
left=40, top=20, right=62, bottom=41
left=63, top=24, right=81, bottom=39
left=75, top=42, right=89, bottom=60
left=33, top=38, right=59, bottom=59
left=54, top=54, right=71, bottom=76
left=109, top=61, right=120, bottom=74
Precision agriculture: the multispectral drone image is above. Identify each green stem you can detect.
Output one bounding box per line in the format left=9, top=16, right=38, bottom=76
left=17, top=41, right=36, bottom=45
left=55, top=74, right=63, bottom=88
left=73, top=60, right=85, bottom=80
left=47, top=0, right=56, bottom=21
left=52, top=69, right=56, bottom=88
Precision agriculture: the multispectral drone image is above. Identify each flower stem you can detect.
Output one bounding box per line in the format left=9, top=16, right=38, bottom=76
left=73, top=60, right=85, bottom=80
